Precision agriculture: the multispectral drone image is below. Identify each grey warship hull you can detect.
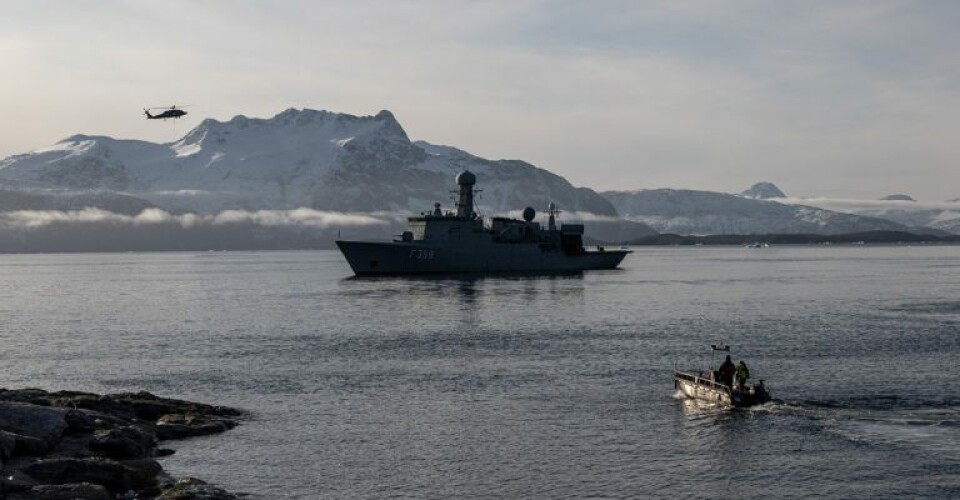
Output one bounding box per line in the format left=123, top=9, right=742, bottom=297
left=335, top=170, right=631, bottom=276
left=337, top=240, right=628, bottom=276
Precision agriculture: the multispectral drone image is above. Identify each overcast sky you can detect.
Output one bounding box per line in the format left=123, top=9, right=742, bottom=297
left=2, top=1, right=958, bottom=200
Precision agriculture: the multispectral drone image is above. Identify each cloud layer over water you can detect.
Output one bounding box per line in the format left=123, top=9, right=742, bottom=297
left=0, top=207, right=391, bottom=229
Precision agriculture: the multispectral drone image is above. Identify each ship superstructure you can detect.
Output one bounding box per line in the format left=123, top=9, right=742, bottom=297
left=335, top=170, right=630, bottom=275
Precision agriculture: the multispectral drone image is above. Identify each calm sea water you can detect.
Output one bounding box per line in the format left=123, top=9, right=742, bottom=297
left=1, top=246, right=958, bottom=499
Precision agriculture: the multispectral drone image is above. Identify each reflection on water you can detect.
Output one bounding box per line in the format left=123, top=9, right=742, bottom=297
left=340, top=273, right=587, bottom=317
left=343, top=272, right=586, bottom=296
left=677, top=393, right=730, bottom=418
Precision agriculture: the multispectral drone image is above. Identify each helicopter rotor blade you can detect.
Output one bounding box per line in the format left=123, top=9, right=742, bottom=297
left=145, top=104, right=196, bottom=110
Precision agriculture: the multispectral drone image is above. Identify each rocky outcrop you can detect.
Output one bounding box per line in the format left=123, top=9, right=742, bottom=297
left=0, top=403, right=70, bottom=447
left=157, top=477, right=236, bottom=500
left=0, top=388, right=242, bottom=499
left=7, top=482, right=112, bottom=500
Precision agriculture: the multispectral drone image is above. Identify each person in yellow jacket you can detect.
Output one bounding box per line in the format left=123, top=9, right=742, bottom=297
left=736, top=360, right=750, bottom=390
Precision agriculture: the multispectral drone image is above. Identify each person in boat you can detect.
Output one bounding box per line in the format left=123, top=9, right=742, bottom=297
left=736, top=360, right=750, bottom=390
left=718, top=355, right=737, bottom=387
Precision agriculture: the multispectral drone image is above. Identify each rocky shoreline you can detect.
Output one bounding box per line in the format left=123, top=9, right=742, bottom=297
left=0, top=388, right=243, bottom=499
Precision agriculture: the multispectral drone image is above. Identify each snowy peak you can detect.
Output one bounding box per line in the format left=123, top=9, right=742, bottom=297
left=373, top=110, right=407, bottom=138
left=0, top=134, right=174, bottom=191
left=0, top=107, right=619, bottom=219
left=414, top=141, right=476, bottom=160
left=173, top=108, right=412, bottom=153
left=740, top=182, right=786, bottom=199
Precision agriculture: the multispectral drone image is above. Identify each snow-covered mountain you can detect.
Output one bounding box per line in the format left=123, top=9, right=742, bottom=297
left=0, top=109, right=619, bottom=220
left=775, top=197, right=960, bottom=235
left=601, top=188, right=913, bottom=235
left=0, top=189, right=156, bottom=215
left=3, top=107, right=951, bottom=247
left=740, top=182, right=786, bottom=200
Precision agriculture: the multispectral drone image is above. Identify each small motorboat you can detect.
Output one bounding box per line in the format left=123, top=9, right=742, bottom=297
left=673, top=344, right=771, bottom=408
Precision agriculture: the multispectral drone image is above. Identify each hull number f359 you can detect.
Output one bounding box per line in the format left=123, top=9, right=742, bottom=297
left=409, top=249, right=436, bottom=260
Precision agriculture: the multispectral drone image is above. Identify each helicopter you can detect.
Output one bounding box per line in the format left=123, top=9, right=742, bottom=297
left=144, top=105, right=189, bottom=120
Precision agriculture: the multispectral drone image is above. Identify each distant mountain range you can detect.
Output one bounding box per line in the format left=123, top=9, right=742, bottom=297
left=602, top=181, right=959, bottom=236
left=600, top=188, right=918, bottom=236
left=0, top=108, right=957, bottom=251
left=775, top=196, right=960, bottom=235
left=0, top=109, right=615, bottom=217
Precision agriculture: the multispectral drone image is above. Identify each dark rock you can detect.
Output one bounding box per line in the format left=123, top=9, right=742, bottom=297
left=64, top=409, right=97, bottom=434
left=0, top=388, right=242, bottom=499
left=156, top=414, right=235, bottom=441
left=39, top=390, right=241, bottom=421
left=0, top=429, right=16, bottom=458
left=114, top=392, right=242, bottom=419
left=10, top=482, right=112, bottom=500
left=20, top=457, right=157, bottom=493
left=0, top=430, right=47, bottom=458
left=120, top=458, right=163, bottom=478
left=49, top=394, right=139, bottom=421
left=0, top=474, right=32, bottom=495
left=21, top=457, right=126, bottom=491
left=119, top=459, right=165, bottom=496
left=158, top=477, right=238, bottom=500
left=88, top=425, right=156, bottom=459
left=0, top=388, right=55, bottom=405
left=0, top=402, right=68, bottom=448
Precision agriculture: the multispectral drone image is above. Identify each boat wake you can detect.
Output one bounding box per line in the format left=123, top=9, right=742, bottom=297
left=763, top=396, right=960, bottom=459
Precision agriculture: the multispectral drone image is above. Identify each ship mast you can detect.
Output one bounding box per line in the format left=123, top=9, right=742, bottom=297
left=455, top=170, right=477, bottom=218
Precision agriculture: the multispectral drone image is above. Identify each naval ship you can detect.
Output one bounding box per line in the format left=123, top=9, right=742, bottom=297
left=335, top=170, right=631, bottom=276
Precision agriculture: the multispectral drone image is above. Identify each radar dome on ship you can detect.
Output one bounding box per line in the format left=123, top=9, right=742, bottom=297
left=456, top=170, right=476, bottom=186
left=522, top=206, right=536, bottom=222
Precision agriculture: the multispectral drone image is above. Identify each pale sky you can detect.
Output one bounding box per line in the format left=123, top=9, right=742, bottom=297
left=2, top=1, right=958, bottom=200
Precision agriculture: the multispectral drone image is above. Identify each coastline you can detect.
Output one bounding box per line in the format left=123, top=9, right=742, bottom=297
left=624, top=230, right=960, bottom=246
left=0, top=389, right=242, bottom=499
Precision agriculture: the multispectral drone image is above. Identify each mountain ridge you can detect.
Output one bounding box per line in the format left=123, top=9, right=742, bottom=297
left=0, top=108, right=659, bottom=250
left=0, top=108, right=620, bottom=218
left=600, top=188, right=917, bottom=235
left=1, top=107, right=954, bottom=248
